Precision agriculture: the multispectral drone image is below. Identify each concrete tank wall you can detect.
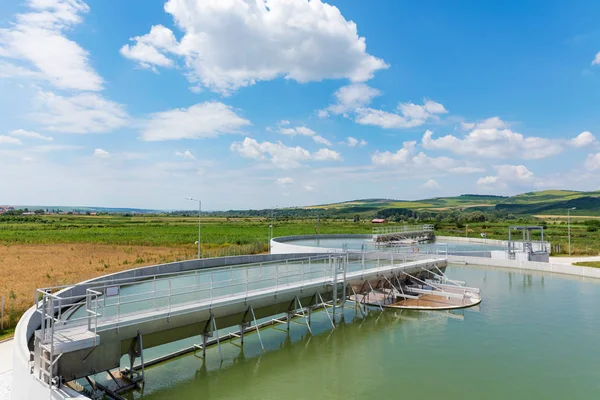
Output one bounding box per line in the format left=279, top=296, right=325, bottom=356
left=11, top=252, right=324, bottom=400
left=270, top=234, right=372, bottom=254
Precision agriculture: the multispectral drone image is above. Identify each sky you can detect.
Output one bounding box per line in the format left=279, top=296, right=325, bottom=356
left=1, top=0, right=600, bottom=210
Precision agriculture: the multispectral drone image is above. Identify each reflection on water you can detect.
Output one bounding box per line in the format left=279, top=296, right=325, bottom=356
left=101, top=265, right=600, bottom=400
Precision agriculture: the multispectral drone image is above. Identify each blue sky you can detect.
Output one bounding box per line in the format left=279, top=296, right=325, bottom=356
left=1, top=0, right=600, bottom=210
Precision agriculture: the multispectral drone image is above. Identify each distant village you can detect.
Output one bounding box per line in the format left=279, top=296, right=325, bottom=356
left=0, top=206, right=98, bottom=216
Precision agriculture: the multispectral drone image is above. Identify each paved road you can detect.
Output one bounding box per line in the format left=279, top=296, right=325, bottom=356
left=550, top=256, right=600, bottom=265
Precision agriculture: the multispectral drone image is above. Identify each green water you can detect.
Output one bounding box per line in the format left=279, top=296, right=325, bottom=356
left=124, top=265, right=600, bottom=399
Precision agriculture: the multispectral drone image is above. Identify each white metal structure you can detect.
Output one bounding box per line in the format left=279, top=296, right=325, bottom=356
left=27, top=253, right=446, bottom=397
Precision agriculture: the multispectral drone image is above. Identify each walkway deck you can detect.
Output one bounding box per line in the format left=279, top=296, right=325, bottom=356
left=33, top=254, right=448, bottom=388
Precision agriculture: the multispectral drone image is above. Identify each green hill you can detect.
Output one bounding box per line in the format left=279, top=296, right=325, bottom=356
left=303, top=190, right=600, bottom=216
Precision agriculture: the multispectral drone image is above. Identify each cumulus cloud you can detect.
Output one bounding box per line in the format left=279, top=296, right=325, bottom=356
left=0, top=0, right=103, bottom=91
left=592, top=51, right=600, bottom=66
left=342, top=136, right=367, bottom=147
left=9, top=129, right=53, bottom=141
left=230, top=137, right=342, bottom=168
left=31, top=90, right=129, bottom=134
left=570, top=131, right=596, bottom=148
left=276, top=177, right=294, bottom=186
left=423, top=179, right=440, bottom=189
left=278, top=124, right=332, bottom=146
left=476, top=176, right=498, bottom=185
left=585, top=153, right=600, bottom=171
left=175, top=150, right=195, bottom=159
left=93, top=148, right=110, bottom=158
left=141, top=102, right=250, bottom=141
left=313, top=148, right=342, bottom=161
left=319, top=83, right=381, bottom=117
left=120, top=25, right=180, bottom=70
left=422, top=118, right=563, bottom=160
left=371, top=140, right=483, bottom=174
left=355, top=99, right=448, bottom=129
left=0, top=135, right=22, bottom=145
left=120, top=0, right=387, bottom=94
left=476, top=165, right=535, bottom=188
left=303, top=185, right=315, bottom=191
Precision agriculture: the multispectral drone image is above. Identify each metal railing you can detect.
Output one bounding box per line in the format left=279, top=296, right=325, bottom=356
left=372, top=224, right=435, bottom=235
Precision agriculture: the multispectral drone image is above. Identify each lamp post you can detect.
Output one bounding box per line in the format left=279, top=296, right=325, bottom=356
left=186, top=197, right=201, bottom=259
left=568, top=207, right=576, bottom=256
left=465, top=224, right=468, bottom=239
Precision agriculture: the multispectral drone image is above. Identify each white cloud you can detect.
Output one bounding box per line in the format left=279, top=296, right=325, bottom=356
left=476, top=165, right=535, bottom=187
left=312, top=135, right=332, bottom=147
left=9, top=129, right=53, bottom=141
left=276, top=177, right=294, bottom=186
left=592, top=51, right=600, bottom=66
left=120, top=25, right=180, bottom=69
left=121, top=0, right=387, bottom=94
left=422, top=118, right=563, bottom=159
left=93, top=148, right=110, bottom=158
left=278, top=124, right=332, bottom=146
left=585, top=153, right=600, bottom=171
left=320, top=83, right=381, bottom=117
left=141, top=102, right=250, bottom=141
left=231, top=137, right=311, bottom=168
left=570, top=131, right=596, bottom=148
left=355, top=99, right=448, bottom=129
left=423, top=179, right=440, bottom=190
left=372, top=141, right=416, bottom=165
left=175, top=150, right=195, bottom=159
left=230, top=137, right=342, bottom=168
left=0, top=135, right=22, bottom=145
left=303, top=185, right=315, bottom=191
left=280, top=126, right=316, bottom=137
left=371, top=140, right=483, bottom=174
left=313, top=148, right=342, bottom=161
left=343, top=136, right=367, bottom=147
left=32, top=90, right=129, bottom=134
left=0, top=0, right=103, bottom=91
left=477, top=176, right=498, bottom=185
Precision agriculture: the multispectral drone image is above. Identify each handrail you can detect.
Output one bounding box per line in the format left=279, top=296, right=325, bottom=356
left=35, top=253, right=447, bottom=340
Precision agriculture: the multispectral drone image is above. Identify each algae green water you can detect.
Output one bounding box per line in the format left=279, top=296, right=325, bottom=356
left=127, top=265, right=600, bottom=399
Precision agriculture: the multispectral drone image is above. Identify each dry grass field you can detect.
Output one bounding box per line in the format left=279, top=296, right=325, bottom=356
left=0, top=243, right=199, bottom=329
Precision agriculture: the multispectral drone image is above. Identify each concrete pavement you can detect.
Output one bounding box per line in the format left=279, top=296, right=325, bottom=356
left=0, top=339, right=12, bottom=400
left=550, top=255, right=600, bottom=265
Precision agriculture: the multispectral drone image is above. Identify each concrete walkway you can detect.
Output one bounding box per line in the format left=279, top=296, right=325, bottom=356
left=550, top=255, right=600, bottom=265
left=0, top=339, right=12, bottom=400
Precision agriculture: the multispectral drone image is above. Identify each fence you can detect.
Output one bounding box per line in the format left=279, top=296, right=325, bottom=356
left=372, top=224, right=435, bottom=235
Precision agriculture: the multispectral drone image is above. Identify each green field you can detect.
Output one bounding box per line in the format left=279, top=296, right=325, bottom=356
left=0, top=215, right=373, bottom=247
left=304, top=190, right=600, bottom=216
left=1, top=213, right=598, bottom=255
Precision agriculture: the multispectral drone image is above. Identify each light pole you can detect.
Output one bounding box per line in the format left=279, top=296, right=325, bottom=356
left=465, top=224, right=468, bottom=239
left=186, top=197, right=201, bottom=259
left=568, top=207, right=576, bottom=256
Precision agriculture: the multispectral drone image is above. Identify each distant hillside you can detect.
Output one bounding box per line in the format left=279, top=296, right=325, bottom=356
left=303, top=190, right=600, bottom=216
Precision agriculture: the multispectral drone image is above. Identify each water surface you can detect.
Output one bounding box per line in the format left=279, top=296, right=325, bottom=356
left=122, top=265, right=600, bottom=399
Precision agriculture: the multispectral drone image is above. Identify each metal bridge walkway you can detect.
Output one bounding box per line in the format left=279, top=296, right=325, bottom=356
left=32, top=253, right=448, bottom=392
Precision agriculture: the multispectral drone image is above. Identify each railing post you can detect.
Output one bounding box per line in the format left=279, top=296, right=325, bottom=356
left=210, top=272, right=214, bottom=303
left=168, top=278, right=172, bottom=316
left=153, top=276, right=157, bottom=309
